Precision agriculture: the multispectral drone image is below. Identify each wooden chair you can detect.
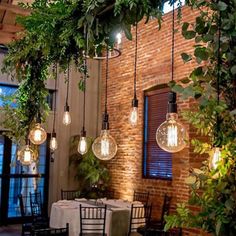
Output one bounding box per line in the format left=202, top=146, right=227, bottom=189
left=128, top=204, right=152, bottom=236
left=32, top=223, right=69, bottom=236
left=79, top=205, right=107, bottom=236
left=133, top=191, right=150, bottom=205
left=61, top=189, right=77, bottom=200
left=18, top=194, right=32, bottom=236
left=29, top=192, right=49, bottom=229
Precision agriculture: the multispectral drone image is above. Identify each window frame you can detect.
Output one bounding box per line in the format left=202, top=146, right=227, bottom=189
left=142, top=86, right=172, bottom=181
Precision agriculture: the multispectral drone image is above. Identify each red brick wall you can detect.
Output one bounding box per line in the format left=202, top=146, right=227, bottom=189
left=101, top=6, right=210, bottom=236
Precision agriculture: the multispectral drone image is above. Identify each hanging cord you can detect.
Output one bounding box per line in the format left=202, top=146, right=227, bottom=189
left=65, top=62, right=70, bottom=106
left=52, top=63, right=58, bottom=133
left=105, top=44, right=109, bottom=114
left=133, top=18, right=138, bottom=99
left=171, top=1, right=175, bottom=81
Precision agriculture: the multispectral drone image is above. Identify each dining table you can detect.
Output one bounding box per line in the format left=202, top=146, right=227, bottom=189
left=50, top=198, right=143, bottom=236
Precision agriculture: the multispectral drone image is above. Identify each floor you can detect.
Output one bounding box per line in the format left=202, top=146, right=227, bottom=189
left=0, top=224, right=21, bottom=236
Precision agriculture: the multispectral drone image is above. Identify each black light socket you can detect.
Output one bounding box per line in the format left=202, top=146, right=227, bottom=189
left=64, top=104, right=70, bottom=112
left=132, top=98, right=139, bottom=108
left=168, top=92, right=177, bottom=113
left=36, top=113, right=41, bottom=123
left=51, top=132, right=56, bottom=138
left=81, top=128, right=86, bottom=137
left=102, top=113, right=109, bottom=130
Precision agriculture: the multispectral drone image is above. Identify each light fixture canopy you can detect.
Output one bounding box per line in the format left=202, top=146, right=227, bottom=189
left=29, top=115, right=47, bottom=145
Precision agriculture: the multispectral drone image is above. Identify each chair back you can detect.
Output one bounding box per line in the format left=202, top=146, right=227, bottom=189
left=61, top=189, right=77, bottom=200
left=133, top=190, right=149, bottom=205
left=160, top=194, right=172, bottom=224
left=30, top=191, right=43, bottom=217
left=32, top=223, right=69, bottom=236
left=79, top=205, right=107, bottom=236
left=129, top=204, right=152, bottom=235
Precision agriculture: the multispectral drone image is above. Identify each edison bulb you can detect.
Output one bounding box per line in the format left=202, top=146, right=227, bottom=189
left=63, top=111, right=71, bottom=125
left=92, top=130, right=117, bottom=160
left=129, top=106, right=138, bottom=127
left=50, top=136, right=58, bottom=151
left=116, top=33, right=122, bottom=45
left=78, top=136, right=88, bottom=155
left=156, top=113, right=187, bottom=153
left=29, top=123, right=47, bottom=145
left=209, top=147, right=221, bottom=170
left=17, top=145, right=37, bottom=165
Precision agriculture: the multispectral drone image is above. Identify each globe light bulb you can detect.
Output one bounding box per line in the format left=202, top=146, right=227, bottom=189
left=156, top=113, right=187, bottom=153
left=92, top=129, right=117, bottom=160
left=50, top=133, right=58, bottom=151
left=209, top=147, right=221, bottom=170
left=17, top=145, right=37, bottom=165
left=129, top=106, right=138, bottom=127
left=78, top=136, right=88, bottom=155
left=63, top=111, right=71, bottom=125
left=29, top=123, right=47, bottom=145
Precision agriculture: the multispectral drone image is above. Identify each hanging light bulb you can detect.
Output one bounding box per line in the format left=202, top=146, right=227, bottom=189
left=209, top=147, right=221, bottom=170
left=92, top=115, right=117, bottom=160
left=29, top=118, right=47, bottom=145
left=17, top=141, right=37, bottom=165
left=78, top=136, right=88, bottom=155
left=129, top=22, right=139, bottom=127
left=63, top=105, right=71, bottom=125
left=156, top=92, right=187, bottom=153
left=50, top=132, right=58, bottom=151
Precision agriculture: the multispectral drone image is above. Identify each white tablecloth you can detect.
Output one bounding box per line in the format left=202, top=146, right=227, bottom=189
left=50, top=199, right=140, bottom=236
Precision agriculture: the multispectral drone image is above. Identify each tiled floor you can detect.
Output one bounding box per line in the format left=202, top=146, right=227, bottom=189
left=0, top=224, right=21, bottom=236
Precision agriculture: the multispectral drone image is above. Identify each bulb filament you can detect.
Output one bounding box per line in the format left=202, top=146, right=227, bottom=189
left=167, top=124, right=178, bottom=147
left=129, top=107, right=138, bottom=126
left=101, top=139, right=109, bottom=156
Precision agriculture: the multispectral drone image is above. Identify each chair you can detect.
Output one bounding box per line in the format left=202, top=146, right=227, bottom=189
left=32, top=223, right=69, bottom=236
left=79, top=205, right=107, bottom=236
left=133, top=191, right=150, bottom=205
left=128, top=204, right=152, bottom=236
left=61, top=189, right=78, bottom=200
left=18, top=194, right=33, bottom=236
left=29, top=192, right=49, bottom=228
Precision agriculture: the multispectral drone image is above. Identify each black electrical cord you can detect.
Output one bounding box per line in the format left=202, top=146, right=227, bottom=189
left=133, top=21, right=138, bottom=99
left=65, top=62, right=70, bottom=107
left=105, top=45, right=109, bottom=114
left=171, top=1, right=175, bottom=82
left=52, top=63, right=58, bottom=133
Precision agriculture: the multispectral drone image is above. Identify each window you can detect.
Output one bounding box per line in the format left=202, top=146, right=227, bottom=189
left=162, top=0, right=185, bottom=14
left=0, top=83, right=55, bottom=110
left=143, top=87, right=172, bottom=180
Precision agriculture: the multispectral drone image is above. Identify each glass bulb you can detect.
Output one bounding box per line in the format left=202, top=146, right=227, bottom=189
left=116, top=33, right=122, bottom=45
left=78, top=136, right=88, bottom=155
left=92, top=130, right=117, bottom=160
left=50, top=137, right=58, bottom=151
left=17, top=145, right=37, bottom=165
left=29, top=123, right=47, bottom=145
left=63, top=111, right=71, bottom=125
left=209, top=147, right=221, bottom=170
left=156, top=113, right=187, bottom=153
left=129, top=106, right=138, bottom=127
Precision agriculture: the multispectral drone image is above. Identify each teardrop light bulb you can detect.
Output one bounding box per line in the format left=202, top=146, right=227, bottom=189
left=50, top=133, right=58, bottom=151
left=78, top=136, right=88, bottom=155
left=209, top=147, right=221, bottom=170
left=129, top=106, right=138, bottom=127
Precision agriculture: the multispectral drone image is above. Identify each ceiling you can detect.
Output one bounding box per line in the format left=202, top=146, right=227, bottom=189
left=0, top=0, right=31, bottom=45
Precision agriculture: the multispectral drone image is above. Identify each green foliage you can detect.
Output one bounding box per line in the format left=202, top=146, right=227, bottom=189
left=69, top=136, right=110, bottom=199
left=165, top=0, right=236, bottom=235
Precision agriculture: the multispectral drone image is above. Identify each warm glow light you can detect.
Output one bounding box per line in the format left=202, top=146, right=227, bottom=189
left=29, top=123, right=47, bottom=145
left=116, top=33, right=122, bottom=45
left=50, top=137, right=58, bottom=151
left=78, top=136, right=88, bottom=155
left=129, top=107, right=138, bottom=127
left=62, top=111, right=71, bottom=125
left=156, top=113, right=187, bottom=153
left=17, top=145, right=37, bottom=165
left=209, top=147, right=221, bottom=170
left=92, top=130, right=117, bottom=160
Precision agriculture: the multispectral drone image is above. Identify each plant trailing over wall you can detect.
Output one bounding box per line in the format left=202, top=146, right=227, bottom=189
left=165, top=0, right=236, bottom=235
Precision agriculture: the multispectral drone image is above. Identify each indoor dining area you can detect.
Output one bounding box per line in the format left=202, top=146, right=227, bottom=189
left=0, top=0, right=235, bottom=236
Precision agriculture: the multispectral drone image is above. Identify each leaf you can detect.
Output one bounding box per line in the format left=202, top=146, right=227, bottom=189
left=216, top=220, right=222, bottom=236
left=218, top=1, right=227, bottom=11
left=181, top=53, right=192, bottom=63
left=230, top=65, right=236, bottom=75
left=185, top=176, right=197, bottom=185
left=194, top=47, right=209, bottom=61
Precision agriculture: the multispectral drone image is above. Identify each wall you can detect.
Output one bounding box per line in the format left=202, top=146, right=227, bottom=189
left=0, top=53, right=101, bottom=208
left=101, top=6, right=209, bottom=236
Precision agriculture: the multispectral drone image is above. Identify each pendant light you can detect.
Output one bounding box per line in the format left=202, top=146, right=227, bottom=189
left=156, top=3, right=187, bottom=153
left=29, top=113, right=47, bottom=145
left=129, top=20, right=139, bottom=127
left=18, top=138, right=37, bottom=165
left=50, top=64, right=58, bottom=151
left=210, top=11, right=222, bottom=170
left=62, top=64, right=71, bottom=125
left=92, top=45, right=118, bottom=160
left=78, top=30, right=88, bottom=155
